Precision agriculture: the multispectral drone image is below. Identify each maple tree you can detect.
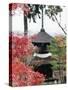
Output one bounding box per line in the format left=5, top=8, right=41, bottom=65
left=11, top=57, right=45, bottom=86
left=9, top=33, right=45, bottom=86
left=9, top=33, right=36, bottom=63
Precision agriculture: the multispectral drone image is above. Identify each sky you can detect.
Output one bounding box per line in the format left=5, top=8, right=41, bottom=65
left=11, top=6, right=67, bottom=36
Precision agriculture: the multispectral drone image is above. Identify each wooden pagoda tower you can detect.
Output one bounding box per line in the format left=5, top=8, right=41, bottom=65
left=31, top=6, right=53, bottom=79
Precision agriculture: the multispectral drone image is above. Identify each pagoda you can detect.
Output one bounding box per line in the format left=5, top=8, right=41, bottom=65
left=31, top=6, right=53, bottom=79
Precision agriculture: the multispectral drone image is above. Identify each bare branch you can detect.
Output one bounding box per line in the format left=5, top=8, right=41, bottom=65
left=54, top=15, right=67, bottom=35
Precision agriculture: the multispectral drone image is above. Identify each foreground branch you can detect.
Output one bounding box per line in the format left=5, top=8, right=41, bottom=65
left=54, top=15, right=67, bottom=35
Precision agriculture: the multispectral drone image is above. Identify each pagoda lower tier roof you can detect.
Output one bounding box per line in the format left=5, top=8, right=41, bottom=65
left=33, top=53, right=52, bottom=58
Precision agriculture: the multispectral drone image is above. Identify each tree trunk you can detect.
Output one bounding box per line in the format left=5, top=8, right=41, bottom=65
left=24, top=15, right=28, bottom=36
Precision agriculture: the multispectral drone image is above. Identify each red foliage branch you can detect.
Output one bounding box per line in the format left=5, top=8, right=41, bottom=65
left=9, top=34, right=45, bottom=86
left=9, top=3, right=30, bottom=15
left=9, top=34, right=35, bottom=60
left=11, top=58, right=45, bottom=86
left=9, top=3, right=17, bottom=11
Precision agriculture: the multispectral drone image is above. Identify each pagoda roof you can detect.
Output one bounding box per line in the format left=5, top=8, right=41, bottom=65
left=32, top=28, right=52, bottom=44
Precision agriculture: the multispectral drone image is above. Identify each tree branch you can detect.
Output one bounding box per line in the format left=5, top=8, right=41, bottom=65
left=54, top=15, right=67, bottom=35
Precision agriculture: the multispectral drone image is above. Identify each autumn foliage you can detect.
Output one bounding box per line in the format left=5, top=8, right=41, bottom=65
left=9, top=3, right=30, bottom=15
left=11, top=58, right=45, bottom=86
left=9, top=3, right=45, bottom=86
left=9, top=33, right=45, bottom=86
left=54, top=35, right=66, bottom=47
left=9, top=34, right=35, bottom=61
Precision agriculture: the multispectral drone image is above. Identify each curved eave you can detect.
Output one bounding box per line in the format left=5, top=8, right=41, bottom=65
left=32, top=29, right=52, bottom=43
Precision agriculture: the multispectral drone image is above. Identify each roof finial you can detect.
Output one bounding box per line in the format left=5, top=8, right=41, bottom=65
left=42, top=5, right=44, bottom=29
left=41, top=5, right=45, bottom=32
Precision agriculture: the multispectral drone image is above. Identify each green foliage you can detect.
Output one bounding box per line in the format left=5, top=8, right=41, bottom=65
left=48, top=38, right=59, bottom=55
left=50, top=60, right=66, bottom=70
left=50, top=61, right=60, bottom=70
left=48, top=35, right=66, bottom=56
left=27, top=4, right=63, bottom=22
left=49, top=35, right=66, bottom=71
left=27, top=4, right=66, bottom=35
left=45, top=5, right=62, bottom=21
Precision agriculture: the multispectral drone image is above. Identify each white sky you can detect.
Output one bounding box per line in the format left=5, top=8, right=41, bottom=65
left=11, top=6, right=67, bottom=36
